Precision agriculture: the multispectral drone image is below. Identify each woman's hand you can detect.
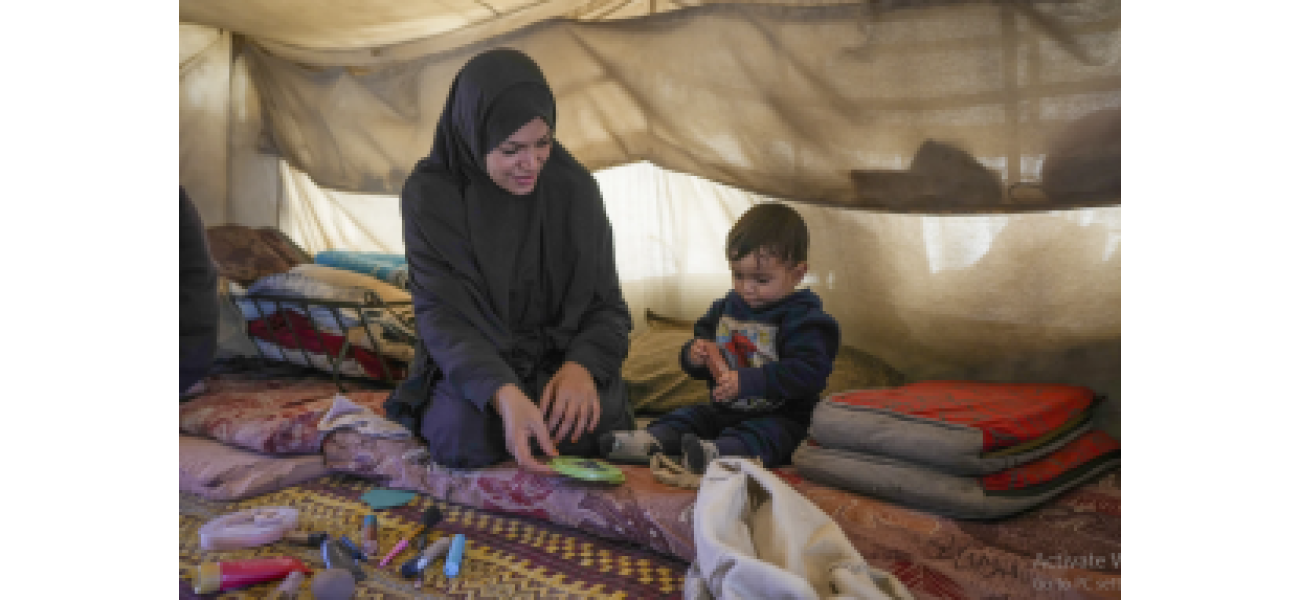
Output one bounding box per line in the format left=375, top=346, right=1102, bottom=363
left=687, top=339, right=710, bottom=368
left=491, top=384, right=558, bottom=473
left=540, top=361, right=600, bottom=444
left=712, top=371, right=740, bottom=402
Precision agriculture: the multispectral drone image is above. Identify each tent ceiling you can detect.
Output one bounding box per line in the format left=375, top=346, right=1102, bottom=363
left=222, top=1, right=1118, bottom=209
left=178, top=0, right=857, bottom=53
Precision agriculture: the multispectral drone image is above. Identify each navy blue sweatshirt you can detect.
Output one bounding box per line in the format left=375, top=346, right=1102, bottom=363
left=680, top=289, right=839, bottom=416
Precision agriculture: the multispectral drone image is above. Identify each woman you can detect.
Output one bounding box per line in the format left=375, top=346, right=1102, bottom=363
left=399, top=49, right=634, bottom=473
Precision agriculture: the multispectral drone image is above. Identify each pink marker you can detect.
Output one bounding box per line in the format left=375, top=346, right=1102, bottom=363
left=379, top=539, right=409, bottom=567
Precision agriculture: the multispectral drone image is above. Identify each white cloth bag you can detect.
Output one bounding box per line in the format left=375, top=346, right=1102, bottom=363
left=685, top=458, right=914, bottom=600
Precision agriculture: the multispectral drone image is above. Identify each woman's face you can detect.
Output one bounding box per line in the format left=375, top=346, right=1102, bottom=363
left=485, top=117, right=553, bottom=195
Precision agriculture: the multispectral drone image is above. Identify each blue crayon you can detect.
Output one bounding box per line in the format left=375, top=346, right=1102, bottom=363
left=444, top=534, right=467, bottom=578
left=337, top=534, right=368, bottom=562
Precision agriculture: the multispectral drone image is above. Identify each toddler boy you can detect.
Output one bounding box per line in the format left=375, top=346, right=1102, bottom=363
left=601, top=203, right=839, bottom=473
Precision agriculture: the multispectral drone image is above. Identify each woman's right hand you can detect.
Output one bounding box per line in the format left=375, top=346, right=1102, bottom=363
left=491, top=384, right=559, bottom=473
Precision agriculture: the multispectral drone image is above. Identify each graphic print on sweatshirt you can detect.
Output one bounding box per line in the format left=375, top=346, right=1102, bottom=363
left=716, top=316, right=782, bottom=411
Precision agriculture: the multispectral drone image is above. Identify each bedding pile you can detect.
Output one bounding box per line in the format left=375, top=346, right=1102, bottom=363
left=205, top=225, right=417, bottom=384
left=793, top=381, right=1120, bottom=519
left=232, top=263, right=417, bottom=383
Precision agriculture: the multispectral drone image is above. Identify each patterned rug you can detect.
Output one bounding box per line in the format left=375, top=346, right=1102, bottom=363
left=180, top=474, right=689, bottom=599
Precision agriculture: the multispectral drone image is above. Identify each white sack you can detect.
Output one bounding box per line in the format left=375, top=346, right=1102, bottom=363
left=686, top=457, right=913, bottom=600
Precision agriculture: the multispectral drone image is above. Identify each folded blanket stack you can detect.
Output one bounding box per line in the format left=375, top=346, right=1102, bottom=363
left=793, top=381, right=1119, bottom=519
left=314, top=250, right=410, bottom=290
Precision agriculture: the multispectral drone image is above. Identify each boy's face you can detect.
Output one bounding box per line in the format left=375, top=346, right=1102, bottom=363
left=729, top=249, right=808, bottom=310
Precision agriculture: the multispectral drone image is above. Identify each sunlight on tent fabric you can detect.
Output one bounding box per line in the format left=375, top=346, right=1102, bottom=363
left=593, top=161, right=762, bottom=328
left=278, top=162, right=405, bottom=255
left=922, top=215, right=1010, bottom=274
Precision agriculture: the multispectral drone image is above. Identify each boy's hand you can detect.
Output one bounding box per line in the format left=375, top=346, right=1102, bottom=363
left=688, top=339, right=710, bottom=367
left=712, top=371, right=740, bottom=402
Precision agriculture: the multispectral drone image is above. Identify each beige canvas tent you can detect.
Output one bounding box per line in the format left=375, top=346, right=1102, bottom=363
left=179, top=0, right=1120, bottom=438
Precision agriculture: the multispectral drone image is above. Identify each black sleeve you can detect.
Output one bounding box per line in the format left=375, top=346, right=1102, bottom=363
left=679, top=298, right=726, bottom=381
left=403, top=180, right=519, bottom=411
left=563, top=193, right=633, bottom=387
left=179, top=187, right=220, bottom=394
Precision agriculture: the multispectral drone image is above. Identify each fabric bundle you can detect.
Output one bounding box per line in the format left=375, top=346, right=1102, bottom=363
left=685, top=458, right=913, bottom=600
left=792, top=381, right=1120, bottom=519
left=314, top=250, right=410, bottom=289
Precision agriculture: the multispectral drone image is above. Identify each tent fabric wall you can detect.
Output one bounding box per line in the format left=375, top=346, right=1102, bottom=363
left=181, top=25, right=283, bottom=228
left=227, top=53, right=282, bottom=228
left=277, top=161, right=406, bottom=255
left=179, top=24, right=232, bottom=226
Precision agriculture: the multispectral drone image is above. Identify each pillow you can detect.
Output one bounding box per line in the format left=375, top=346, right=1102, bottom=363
left=180, top=434, right=329, bottom=501
left=623, top=311, right=909, bottom=414
left=290, top=263, right=410, bottom=303
left=793, top=430, right=1120, bottom=520
left=241, top=271, right=370, bottom=316
left=205, top=225, right=305, bottom=286
left=179, top=384, right=391, bottom=455
left=623, top=314, right=710, bottom=413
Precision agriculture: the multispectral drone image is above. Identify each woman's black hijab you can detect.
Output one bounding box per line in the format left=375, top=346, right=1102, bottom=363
left=401, top=49, right=628, bottom=399
left=416, top=48, right=557, bottom=180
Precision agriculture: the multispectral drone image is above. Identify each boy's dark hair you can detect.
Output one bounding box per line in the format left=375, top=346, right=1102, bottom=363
left=726, top=203, right=809, bottom=264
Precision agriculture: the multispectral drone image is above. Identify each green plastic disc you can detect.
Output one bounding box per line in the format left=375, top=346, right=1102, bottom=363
left=550, top=457, right=625, bottom=484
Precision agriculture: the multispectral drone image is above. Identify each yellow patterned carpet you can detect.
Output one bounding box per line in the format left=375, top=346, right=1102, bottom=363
left=180, top=475, right=688, bottom=598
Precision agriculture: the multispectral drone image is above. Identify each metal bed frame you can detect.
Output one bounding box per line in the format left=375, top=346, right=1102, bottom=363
left=233, top=286, right=413, bottom=390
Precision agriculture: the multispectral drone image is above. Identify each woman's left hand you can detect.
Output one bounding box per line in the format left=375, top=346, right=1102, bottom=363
left=540, top=361, right=601, bottom=444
